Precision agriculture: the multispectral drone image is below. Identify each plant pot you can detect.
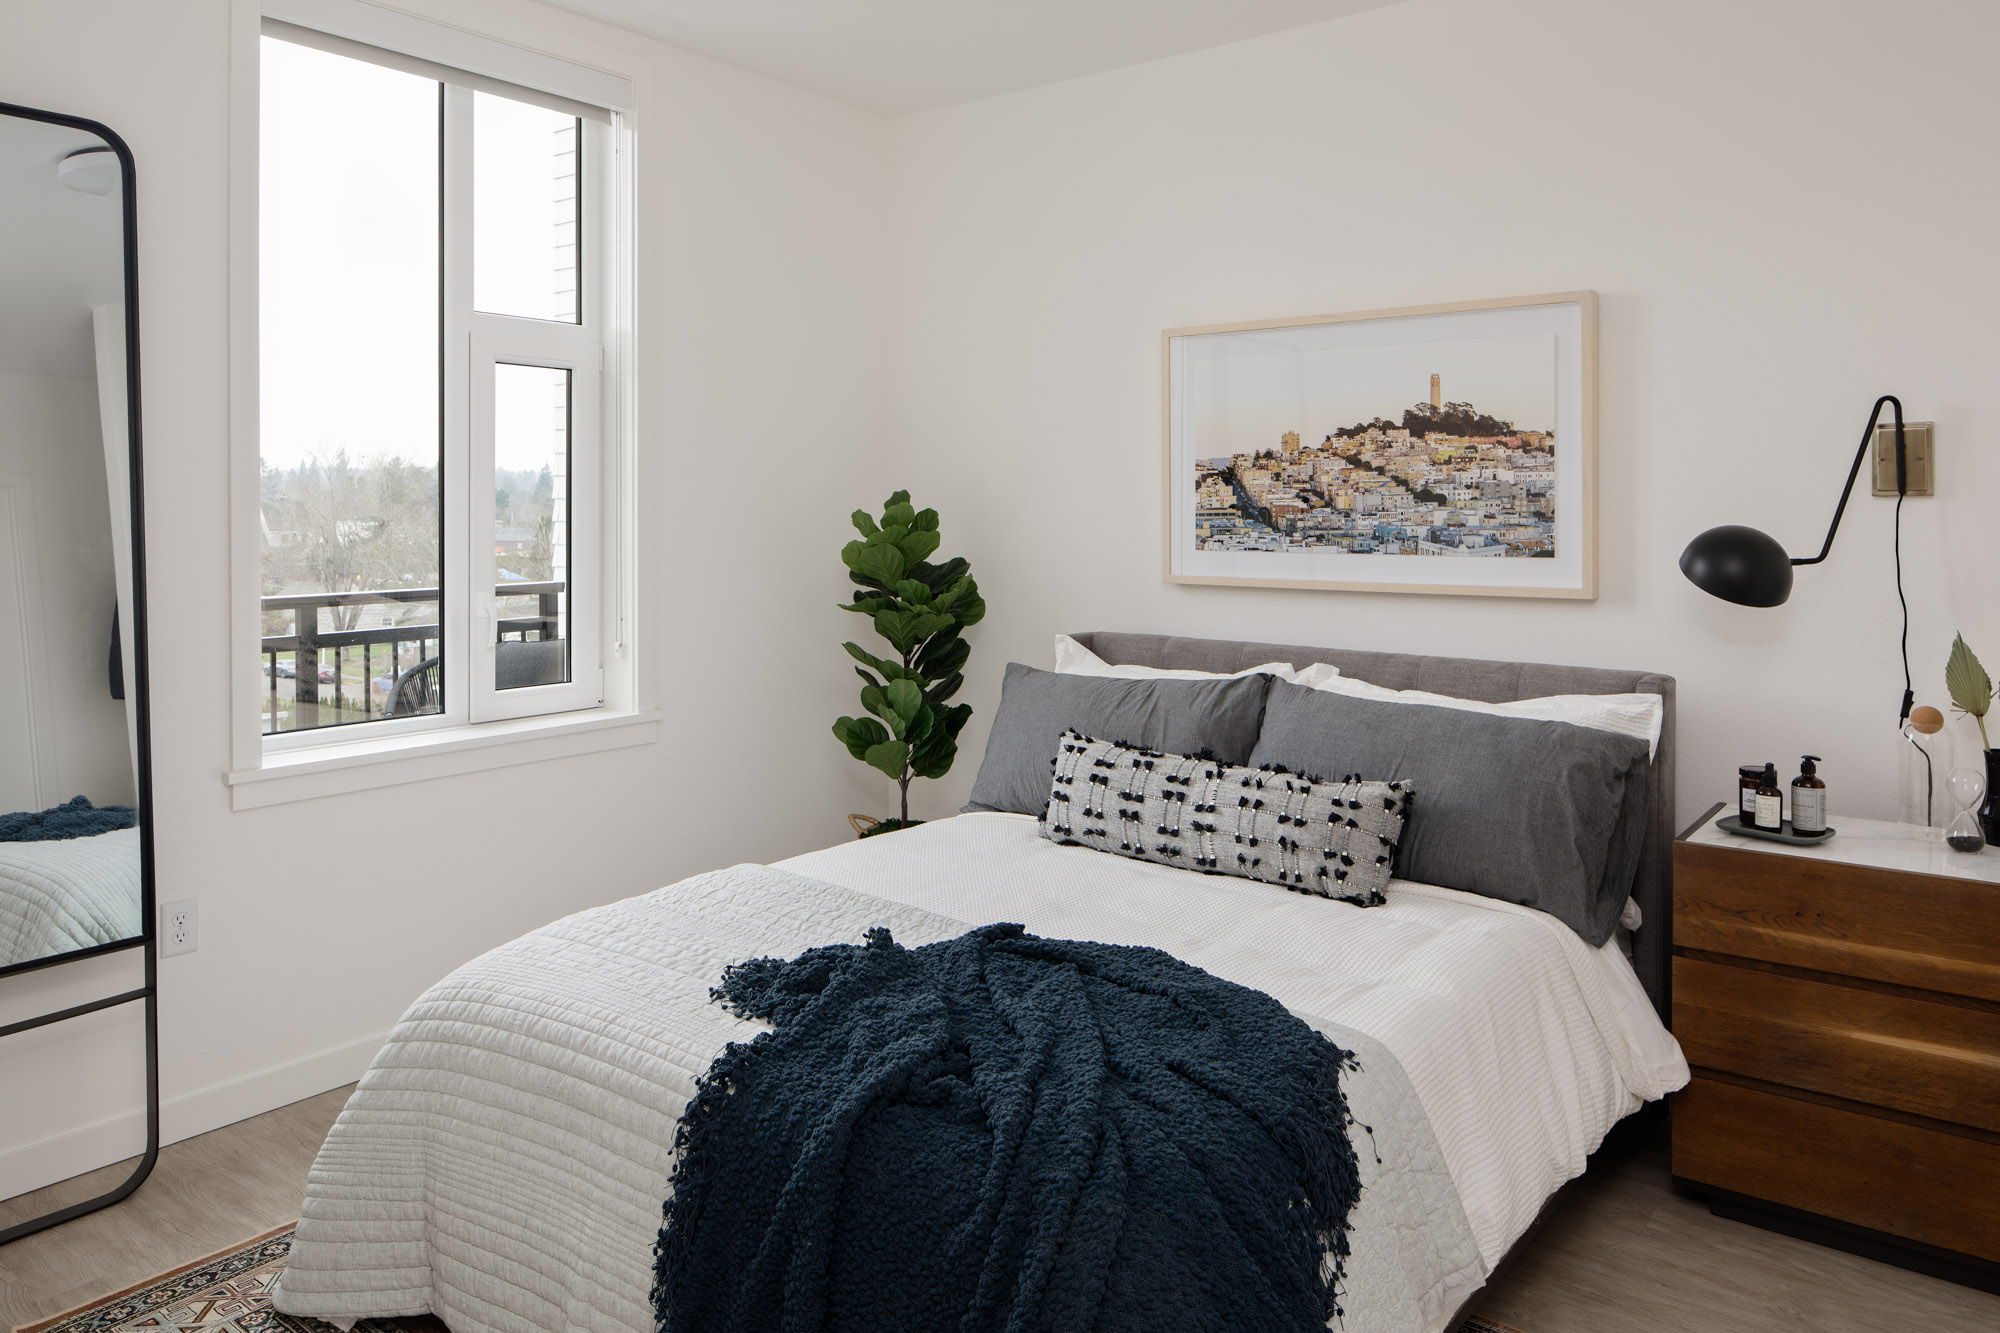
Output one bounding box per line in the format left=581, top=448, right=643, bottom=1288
left=1982, top=750, right=2000, bottom=846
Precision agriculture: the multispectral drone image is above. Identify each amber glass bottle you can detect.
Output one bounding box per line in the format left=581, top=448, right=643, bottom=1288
left=1754, top=763, right=1784, bottom=832
left=1790, top=756, right=1827, bottom=835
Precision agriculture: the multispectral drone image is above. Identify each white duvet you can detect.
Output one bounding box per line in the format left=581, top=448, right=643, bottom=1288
left=274, top=813, right=1685, bottom=1332
left=786, top=814, right=1688, bottom=1271
left=0, top=827, right=143, bottom=969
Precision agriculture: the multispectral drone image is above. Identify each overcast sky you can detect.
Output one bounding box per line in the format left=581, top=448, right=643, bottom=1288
left=1184, top=331, right=1555, bottom=458
left=260, top=36, right=573, bottom=473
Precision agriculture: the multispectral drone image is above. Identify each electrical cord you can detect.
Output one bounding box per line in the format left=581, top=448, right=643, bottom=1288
left=1898, top=487, right=1911, bottom=713
left=1894, top=478, right=1932, bottom=824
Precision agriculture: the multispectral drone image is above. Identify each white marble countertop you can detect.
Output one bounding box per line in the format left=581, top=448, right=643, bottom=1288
left=1683, top=802, right=2000, bottom=886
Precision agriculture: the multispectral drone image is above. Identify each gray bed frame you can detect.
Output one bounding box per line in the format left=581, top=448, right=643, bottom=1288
left=1069, top=631, right=1677, bottom=1022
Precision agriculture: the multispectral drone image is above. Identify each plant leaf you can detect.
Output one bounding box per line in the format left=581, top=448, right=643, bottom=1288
left=951, top=582, right=986, bottom=627
left=832, top=715, right=888, bottom=761
left=1946, top=633, right=1992, bottom=719
left=860, top=684, right=892, bottom=725
left=915, top=557, right=968, bottom=592
left=898, top=529, right=942, bottom=565
left=924, top=672, right=962, bottom=708
left=910, top=726, right=957, bottom=780
left=843, top=641, right=911, bottom=681
left=863, top=738, right=911, bottom=780
left=915, top=633, right=969, bottom=679
left=884, top=678, right=923, bottom=727
left=857, top=541, right=908, bottom=587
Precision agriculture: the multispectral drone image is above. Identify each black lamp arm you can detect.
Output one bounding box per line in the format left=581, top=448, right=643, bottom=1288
left=1792, top=393, right=1904, bottom=566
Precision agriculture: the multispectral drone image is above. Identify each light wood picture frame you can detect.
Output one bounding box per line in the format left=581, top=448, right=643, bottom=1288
left=1163, top=291, right=1597, bottom=599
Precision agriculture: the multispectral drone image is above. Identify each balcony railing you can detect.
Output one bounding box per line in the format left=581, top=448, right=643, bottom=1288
left=261, top=581, right=563, bottom=734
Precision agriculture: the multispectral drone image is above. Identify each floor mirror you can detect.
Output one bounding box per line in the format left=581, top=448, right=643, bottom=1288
left=0, top=100, right=155, bottom=1245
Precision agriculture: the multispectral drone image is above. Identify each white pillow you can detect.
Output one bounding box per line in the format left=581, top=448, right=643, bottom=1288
left=1291, top=668, right=1664, bottom=760
left=1052, top=634, right=1313, bottom=682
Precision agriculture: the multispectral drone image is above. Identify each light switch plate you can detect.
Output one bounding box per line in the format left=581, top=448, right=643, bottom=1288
left=1872, top=421, right=1934, bottom=496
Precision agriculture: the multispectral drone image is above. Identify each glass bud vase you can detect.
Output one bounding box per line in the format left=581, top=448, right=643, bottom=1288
left=1898, top=723, right=1941, bottom=831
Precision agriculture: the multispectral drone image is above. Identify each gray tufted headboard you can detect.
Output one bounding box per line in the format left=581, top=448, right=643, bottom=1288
left=1069, top=631, right=1677, bottom=1022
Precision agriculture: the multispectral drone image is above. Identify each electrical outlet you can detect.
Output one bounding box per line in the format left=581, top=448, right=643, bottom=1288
left=160, top=898, right=198, bottom=957
left=1871, top=421, right=1934, bottom=496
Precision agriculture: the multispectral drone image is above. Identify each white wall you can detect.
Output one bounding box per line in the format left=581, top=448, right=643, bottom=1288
left=0, top=0, right=894, bottom=1197
left=0, top=370, right=132, bottom=812
left=5, top=0, right=1995, bottom=1206
left=884, top=0, right=2000, bottom=826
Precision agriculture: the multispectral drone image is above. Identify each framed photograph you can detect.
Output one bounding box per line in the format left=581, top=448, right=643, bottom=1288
left=1163, top=291, right=1596, bottom=599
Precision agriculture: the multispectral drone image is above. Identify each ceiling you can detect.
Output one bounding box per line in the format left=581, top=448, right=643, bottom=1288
left=0, top=115, right=123, bottom=380
left=541, top=0, right=1407, bottom=117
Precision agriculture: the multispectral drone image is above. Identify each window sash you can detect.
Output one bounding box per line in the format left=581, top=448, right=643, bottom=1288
left=261, top=43, right=611, bottom=751
left=467, top=320, right=603, bottom=723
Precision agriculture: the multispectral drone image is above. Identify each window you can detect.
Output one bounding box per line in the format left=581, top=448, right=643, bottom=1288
left=257, top=24, right=613, bottom=743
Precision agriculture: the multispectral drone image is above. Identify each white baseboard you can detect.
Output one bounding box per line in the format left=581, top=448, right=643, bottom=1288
left=0, top=1030, right=387, bottom=1199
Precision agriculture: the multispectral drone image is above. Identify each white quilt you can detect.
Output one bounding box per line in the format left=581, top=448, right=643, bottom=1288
left=785, top=815, right=1689, bottom=1270
left=0, top=827, right=143, bottom=968
left=274, top=815, right=1686, bottom=1332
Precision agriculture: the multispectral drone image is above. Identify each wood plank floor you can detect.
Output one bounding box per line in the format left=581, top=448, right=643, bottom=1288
left=2, top=1090, right=1996, bottom=1332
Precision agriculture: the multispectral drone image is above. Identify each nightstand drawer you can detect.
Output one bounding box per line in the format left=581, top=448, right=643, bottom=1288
left=1673, top=1076, right=2000, bottom=1262
left=1674, top=840, right=2000, bottom=1000
left=1674, top=955, right=2000, bottom=1132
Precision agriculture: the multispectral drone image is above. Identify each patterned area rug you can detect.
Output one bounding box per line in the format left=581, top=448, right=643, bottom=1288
left=17, top=1223, right=1528, bottom=1333
left=13, top=1225, right=442, bottom=1333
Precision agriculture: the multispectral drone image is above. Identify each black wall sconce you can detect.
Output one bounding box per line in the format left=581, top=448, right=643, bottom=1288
left=1679, top=395, right=1908, bottom=607
left=1679, top=394, right=1921, bottom=719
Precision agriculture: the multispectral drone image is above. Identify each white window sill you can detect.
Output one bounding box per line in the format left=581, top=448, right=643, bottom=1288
left=223, top=708, right=659, bottom=811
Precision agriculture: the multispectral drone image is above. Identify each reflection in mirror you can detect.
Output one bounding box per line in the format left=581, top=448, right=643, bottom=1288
left=0, top=112, right=142, bottom=974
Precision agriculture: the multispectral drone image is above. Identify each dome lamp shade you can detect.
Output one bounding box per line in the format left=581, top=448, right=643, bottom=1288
left=1678, top=524, right=1795, bottom=607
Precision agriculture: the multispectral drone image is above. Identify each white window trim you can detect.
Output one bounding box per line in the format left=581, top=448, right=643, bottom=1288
left=262, top=0, right=633, bottom=111
left=225, top=0, right=649, bottom=808
left=467, top=319, right=604, bottom=722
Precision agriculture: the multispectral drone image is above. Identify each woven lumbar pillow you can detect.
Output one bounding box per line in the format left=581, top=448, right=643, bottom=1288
left=1039, top=730, right=1412, bottom=906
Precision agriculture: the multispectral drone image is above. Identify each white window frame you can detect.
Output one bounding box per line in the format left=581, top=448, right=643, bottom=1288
left=467, top=322, right=603, bottom=721
left=225, top=0, right=649, bottom=808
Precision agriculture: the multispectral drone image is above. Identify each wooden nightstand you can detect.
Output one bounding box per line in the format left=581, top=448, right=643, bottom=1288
left=1672, top=806, right=2000, bottom=1293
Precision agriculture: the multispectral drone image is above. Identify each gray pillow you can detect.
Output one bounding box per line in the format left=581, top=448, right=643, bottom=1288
left=965, top=663, right=1273, bottom=817
left=1038, top=730, right=1412, bottom=906
left=1246, top=679, right=1649, bottom=945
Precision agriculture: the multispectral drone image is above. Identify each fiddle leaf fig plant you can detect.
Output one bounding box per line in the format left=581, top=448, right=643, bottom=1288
left=832, top=492, right=984, bottom=835
left=1945, top=632, right=1996, bottom=752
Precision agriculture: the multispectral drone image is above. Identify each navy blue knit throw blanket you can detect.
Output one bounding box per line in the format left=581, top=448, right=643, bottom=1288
left=653, top=922, right=1360, bottom=1333
left=0, top=796, right=136, bottom=842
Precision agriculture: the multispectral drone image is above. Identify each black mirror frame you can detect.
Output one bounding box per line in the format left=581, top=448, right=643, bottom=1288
left=0, top=99, right=158, bottom=1246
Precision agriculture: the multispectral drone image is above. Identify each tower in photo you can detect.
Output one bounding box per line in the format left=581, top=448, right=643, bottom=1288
left=1430, top=373, right=1441, bottom=408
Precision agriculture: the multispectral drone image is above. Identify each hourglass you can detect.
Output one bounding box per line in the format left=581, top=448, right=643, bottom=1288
left=1945, top=768, right=1986, bottom=853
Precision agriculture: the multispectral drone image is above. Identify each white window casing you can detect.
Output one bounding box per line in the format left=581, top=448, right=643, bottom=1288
left=228, top=0, right=647, bottom=805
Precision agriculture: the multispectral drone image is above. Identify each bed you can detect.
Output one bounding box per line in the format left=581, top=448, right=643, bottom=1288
left=0, top=826, right=143, bottom=969
left=272, top=632, right=1688, bottom=1333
